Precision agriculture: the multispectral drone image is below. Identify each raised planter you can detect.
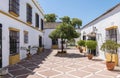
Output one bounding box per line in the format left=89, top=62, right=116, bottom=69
left=9, top=54, right=20, bottom=65
left=52, top=45, right=58, bottom=49
left=106, top=53, right=118, bottom=66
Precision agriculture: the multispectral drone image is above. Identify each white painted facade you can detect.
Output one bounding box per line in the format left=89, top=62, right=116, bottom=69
left=44, top=22, right=67, bottom=49
left=44, top=29, right=54, bottom=49
left=0, top=0, right=44, bottom=67
left=80, top=4, right=120, bottom=65
left=43, top=29, right=65, bottom=49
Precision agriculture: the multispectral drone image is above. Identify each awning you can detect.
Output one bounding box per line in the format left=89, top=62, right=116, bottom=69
left=105, top=26, right=118, bottom=30
left=87, top=32, right=96, bottom=37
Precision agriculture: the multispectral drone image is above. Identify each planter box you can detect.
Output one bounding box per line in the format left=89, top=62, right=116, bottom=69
left=9, top=54, right=20, bottom=65
left=106, top=53, right=118, bottom=66
left=52, top=45, right=58, bottom=49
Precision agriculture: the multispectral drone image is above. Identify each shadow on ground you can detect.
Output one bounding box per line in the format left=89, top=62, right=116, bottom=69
left=92, top=58, right=103, bottom=62
left=54, top=52, right=85, bottom=58
left=4, top=49, right=52, bottom=78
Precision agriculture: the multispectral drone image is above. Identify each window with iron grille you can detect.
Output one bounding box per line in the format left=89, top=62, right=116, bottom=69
left=24, top=31, right=28, bottom=43
left=106, top=29, right=117, bottom=42
left=26, top=4, right=32, bottom=23
left=9, top=0, right=19, bottom=16
left=41, top=19, right=43, bottom=30
left=52, top=39, right=58, bottom=45
left=35, top=13, right=39, bottom=28
left=10, top=30, right=19, bottom=55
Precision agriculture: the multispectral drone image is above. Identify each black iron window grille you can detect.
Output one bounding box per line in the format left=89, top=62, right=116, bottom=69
left=24, top=31, right=28, bottom=43
left=35, top=13, right=39, bottom=28
left=106, top=29, right=117, bottom=42
left=10, top=30, right=19, bottom=55
left=27, top=4, right=32, bottom=23
left=41, top=19, right=43, bottom=30
left=9, top=0, right=19, bottom=16
left=52, top=39, right=58, bottom=45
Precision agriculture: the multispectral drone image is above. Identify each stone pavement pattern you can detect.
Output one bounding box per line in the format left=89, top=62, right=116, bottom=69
left=2, top=49, right=120, bottom=78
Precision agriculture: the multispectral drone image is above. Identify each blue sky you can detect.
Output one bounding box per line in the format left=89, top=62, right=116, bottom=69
left=39, top=0, right=120, bottom=26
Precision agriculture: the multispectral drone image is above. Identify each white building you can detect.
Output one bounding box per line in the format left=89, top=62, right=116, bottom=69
left=81, top=3, right=120, bottom=66
left=0, top=0, right=44, bottom=68
left=44, top=22, right=62, bottom=49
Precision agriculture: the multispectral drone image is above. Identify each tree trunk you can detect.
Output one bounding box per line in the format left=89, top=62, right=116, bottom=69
left=61, top=38, right=64, bottom=52
left=110, top=51, right=113, bottom=62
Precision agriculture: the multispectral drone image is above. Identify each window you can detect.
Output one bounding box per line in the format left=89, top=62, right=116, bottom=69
left=9, top=0, right=19, bottom=16
left=10, top=30, right=19, bottom=55
left=106, top=29, right=117, bottom=42
left=26, top=4, right=32, bottom=24
left=83, top=36, right=86, bottom=40
left=24, top=31, right=28, bottom=43
left=39, top=36, right=42, bottom=47
left=52, top=39, right=58, bottom=45
left=35, top=13, right=39, bottom=28
left=41, top=19, right=43, bottom=30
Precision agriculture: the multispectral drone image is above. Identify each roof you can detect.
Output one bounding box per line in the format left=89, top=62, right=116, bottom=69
left=44, top=22, right=61, bottom=29
left=81, top=3, right=120, bottom=30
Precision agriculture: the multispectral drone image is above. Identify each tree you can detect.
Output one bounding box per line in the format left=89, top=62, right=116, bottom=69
left=71, top=18, right=82, bottom=28
left=60, top=16, right=82, bottom=28
left=44, top=13, right=57, bottom=22
left=60, top=16, right=71, bottom=24
left=49, top=23, right=80, bottom=52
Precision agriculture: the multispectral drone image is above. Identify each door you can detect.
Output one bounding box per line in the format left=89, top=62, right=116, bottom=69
left=39, top=36, right=42, bottom=47
left=0, top=24, right=2, bottom=68
left=88, top=37, right=97, bottom=56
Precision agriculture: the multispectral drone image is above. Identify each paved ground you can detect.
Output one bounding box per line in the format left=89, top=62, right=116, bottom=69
left=1, top=49, right=120, bottom=78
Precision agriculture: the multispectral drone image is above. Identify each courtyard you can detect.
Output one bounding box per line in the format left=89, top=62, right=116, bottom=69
left=2, top=48, right=120, bottom=78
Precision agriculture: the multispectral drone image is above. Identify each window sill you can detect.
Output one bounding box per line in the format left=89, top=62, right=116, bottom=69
left=9, top=11, right=19, bottom=17
left=10, top=53, right=19, bottom=56
left=27, top=21, right=32, bottom=25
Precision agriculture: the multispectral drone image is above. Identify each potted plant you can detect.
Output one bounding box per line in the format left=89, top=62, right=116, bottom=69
left=26, top=45, right=31, bottom=59
left=101, top=40, right=120, bottom=70
left=85, top=40, right=97, bottom=60
left=21, top=45, right=38, bottom=59
left=77, top=40, right=86, bottom=53
left=37, top=45, right=44, bottom=55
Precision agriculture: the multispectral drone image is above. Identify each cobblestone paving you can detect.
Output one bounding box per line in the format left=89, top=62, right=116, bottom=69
left=1, top=49, right=120, bottom=78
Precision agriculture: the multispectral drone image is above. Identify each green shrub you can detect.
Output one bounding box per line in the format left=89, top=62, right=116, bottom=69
left=77, top=40, right=85, bottom=47
left=85, top=40, right=97, bottom=50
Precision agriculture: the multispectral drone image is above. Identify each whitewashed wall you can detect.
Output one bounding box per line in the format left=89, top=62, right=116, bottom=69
left=81, top=5, right=120, bottom=65
left=44, top=29, right=66, bottom=49
left=44, top=29, right=54, bottom=49
left=0, top=0, right=44, bottom=67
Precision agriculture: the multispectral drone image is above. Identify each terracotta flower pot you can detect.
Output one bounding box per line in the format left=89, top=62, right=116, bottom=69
left=106, top=61, right=115, bottom=70
left=78, top=46, right=83, bottom=53
left=26, top=53, right=31, bottom=59
left=87, top=54, right=93, bottom=60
